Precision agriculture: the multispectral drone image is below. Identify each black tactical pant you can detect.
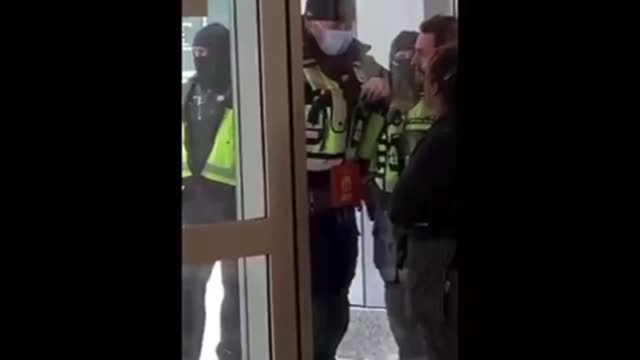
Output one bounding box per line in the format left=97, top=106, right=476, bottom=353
left=309, top=206, right=359, bottom=360
left=372, top=188, right=427, bottom=360
left=182, top=182, right=240, bottom=360
left=405, top=235, right=458, bottom=360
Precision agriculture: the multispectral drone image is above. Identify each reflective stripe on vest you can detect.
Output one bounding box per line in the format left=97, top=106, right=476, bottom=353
left=402, top=100, right=435, bottom=159
left=349, top=102, right=386, bottom=161
left=182, top=109, right=236, bottom=186
left=181, top=123, right=191, bottom=178
left=374, top=101, right=433, bottom=192
left=404, top=101, right=434, bottom=132
left=304, top=66, right=349, bottom=163
left=374, top=112, right=403, bottom=192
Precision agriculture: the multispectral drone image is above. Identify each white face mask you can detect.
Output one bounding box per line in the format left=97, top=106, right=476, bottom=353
left=318, top=29, right=354, bottom=56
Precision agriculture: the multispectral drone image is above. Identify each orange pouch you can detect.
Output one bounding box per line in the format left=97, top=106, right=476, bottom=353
left=330, top=161, right=363, bottom=207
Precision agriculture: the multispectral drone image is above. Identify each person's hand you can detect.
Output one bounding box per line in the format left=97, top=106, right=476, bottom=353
left=360, top=77, right=390, bottom=102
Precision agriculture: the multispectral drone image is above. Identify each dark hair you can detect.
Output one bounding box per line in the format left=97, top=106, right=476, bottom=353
left=419, top=15, right=458, bottom=47
left=429, top=44, right=458, bottom=108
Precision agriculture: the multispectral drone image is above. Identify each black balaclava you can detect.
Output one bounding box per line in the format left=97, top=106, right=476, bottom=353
left=389, top=31, right=420, bottom=111
left=192, top=23, right=231, bottom=92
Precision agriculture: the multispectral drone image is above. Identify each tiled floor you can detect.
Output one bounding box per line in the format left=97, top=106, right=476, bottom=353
left=200, top=267, right=399, bottom=360
left=337, top=308, right=399, bottom=360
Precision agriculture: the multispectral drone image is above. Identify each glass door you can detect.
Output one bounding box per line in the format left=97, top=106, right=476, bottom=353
left=182, top=1, right=310, bottom=359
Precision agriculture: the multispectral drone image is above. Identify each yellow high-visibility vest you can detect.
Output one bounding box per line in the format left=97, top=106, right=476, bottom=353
left=374, top=101, right=434, bottom=192
left=182, top=109, right=236, bottom=186
left=303, top=63, right=349, bottom=162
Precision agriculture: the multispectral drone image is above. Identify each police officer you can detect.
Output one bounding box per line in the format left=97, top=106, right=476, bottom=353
left=302, top=0, right=390, bottom=359
left=182, top=23, right=240, bottom=360
left=363, top=30, right=436, bottom=360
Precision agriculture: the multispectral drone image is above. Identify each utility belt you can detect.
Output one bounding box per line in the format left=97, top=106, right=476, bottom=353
left=182, top=176, right=233, bottom=201
left=396, top=223, right=456, bottom=242
left=182, top=174, right=222, bottom=187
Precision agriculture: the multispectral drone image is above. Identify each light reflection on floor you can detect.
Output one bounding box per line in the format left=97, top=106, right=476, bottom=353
left=195, top=263, right=397, bottom=360
left=200, top=263, right=223, bottom=360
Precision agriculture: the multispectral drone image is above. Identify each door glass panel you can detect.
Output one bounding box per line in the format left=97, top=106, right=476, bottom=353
left=182, top=0, right=266, bottom=226
left=182, top=255, right=270, bottom=360
left=184, top=1, right=303, bottom=360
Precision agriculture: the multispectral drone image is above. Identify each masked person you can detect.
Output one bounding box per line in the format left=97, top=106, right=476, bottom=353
left=182, top=23, right=241, bottom=360
left=361, top=30, right=438, bottom=360
left=390, top=44, right=458, bottom=360
left=302, top=0, right=390, bottom=358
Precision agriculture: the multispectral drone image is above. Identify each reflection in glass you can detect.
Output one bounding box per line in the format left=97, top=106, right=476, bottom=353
left=182, top=0, right=266, bottom=225
left=182, top=20, right=236, bottom=226
left=182, top=10, right=242, bottom=360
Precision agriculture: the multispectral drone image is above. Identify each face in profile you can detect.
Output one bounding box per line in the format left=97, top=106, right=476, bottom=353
left=412, top=32, right=436, bottom=74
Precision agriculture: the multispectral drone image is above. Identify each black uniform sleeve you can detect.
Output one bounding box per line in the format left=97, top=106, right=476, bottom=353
left=361, top=54, right=389, bottom=80
left=304, top=79, right=314, bottom=105
left=389, top=127, right=456, bottom=227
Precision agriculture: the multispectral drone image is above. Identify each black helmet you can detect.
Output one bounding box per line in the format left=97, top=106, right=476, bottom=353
left=304, top=0, right=355, bottom=22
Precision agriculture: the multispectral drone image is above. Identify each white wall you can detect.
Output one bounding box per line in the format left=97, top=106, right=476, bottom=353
left=423, top=0, right=455, bottom=19
left=300, top=0, right=455, bottom=68
left=355, top=0, right=456, bottom=67
left=355, top=0, right=425, bottom=69
left=208, top=0, right=231, bottom=27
